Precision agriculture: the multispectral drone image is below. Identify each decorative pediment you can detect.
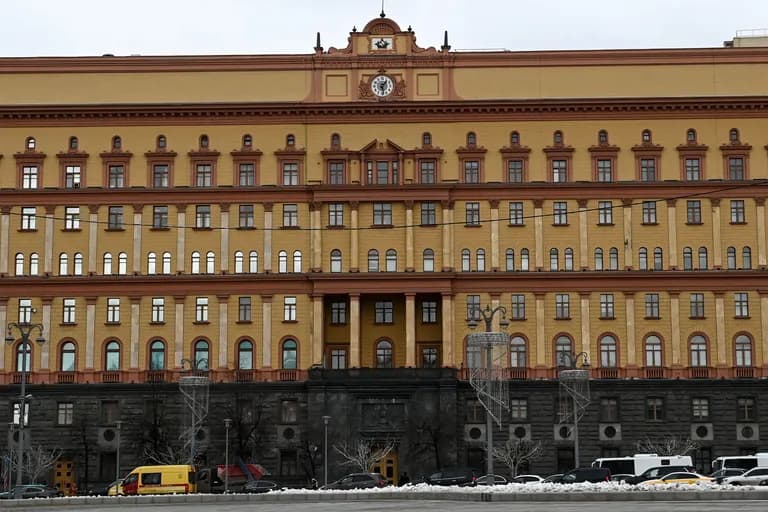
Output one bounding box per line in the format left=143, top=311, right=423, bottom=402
left=359, top=139, right=406, bottom=155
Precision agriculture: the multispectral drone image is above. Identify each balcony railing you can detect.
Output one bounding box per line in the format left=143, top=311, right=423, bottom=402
left=644, top=366, right=666, bottom=379
left=689, top=366, right=711, bottom=379
left=55, top=372, right=76, bottom=384
left=734, top=366, right=755, bottom=378
left=102, top=371, right=121, bottom=383
left=597, top=367, right=620, bottom=379
left=505, top=367, right=529, bottom=380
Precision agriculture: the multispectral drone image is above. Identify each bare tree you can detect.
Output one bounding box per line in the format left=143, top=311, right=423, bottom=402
left=222, top=393, right=266, bottom=463
left=333, top=439, right=396, bottom=473
left=409, top=421, right=442, bottom=471
left=141, top=443, right=188, bottom=465
left=298, top=438, right=321, bottom=483
left=23, top=446, right=63, bottom=484
left=634, top=436, right=698, bottom=456
left=492, top=439, right=543, bottom=477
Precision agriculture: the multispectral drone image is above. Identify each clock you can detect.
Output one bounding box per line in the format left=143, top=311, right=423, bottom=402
left=371, top=74, right=394, bottom=97
left=371, top=37, right=393, bottom=50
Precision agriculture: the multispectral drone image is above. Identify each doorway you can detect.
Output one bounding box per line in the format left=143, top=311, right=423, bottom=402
left=372, top=450, right=398, bottom=486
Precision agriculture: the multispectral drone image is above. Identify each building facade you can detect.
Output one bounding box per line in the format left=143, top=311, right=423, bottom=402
left=2, top=16, right=768, bottom=487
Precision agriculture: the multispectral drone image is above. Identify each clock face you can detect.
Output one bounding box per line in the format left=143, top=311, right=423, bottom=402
left=371, top=74, right=394, bottom=97
left=371, top=37, right=393, bottom=50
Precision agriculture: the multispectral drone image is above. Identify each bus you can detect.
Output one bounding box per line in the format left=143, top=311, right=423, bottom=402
left=712, top=453, right=768, bottom=472
left=592, top=454, right=693, bottom=476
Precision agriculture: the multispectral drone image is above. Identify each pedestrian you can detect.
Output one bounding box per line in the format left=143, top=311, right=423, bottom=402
left=310, top=478, right=318, bottom=490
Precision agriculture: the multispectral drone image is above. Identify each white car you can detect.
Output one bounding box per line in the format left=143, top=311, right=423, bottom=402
left=722, top=467, right=768, bottom=485
left=510, top=474, right=544, bottom=484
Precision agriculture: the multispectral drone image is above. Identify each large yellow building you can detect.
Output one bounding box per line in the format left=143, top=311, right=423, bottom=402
left=2, top=16, right=768, bottom=483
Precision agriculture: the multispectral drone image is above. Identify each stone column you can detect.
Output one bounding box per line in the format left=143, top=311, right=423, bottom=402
left=670, top=292, right=681, bottom=368
left=311, top=202, right=322, bottom=272
left=0, top=299, right=6, bottom=368
left=715, top=292, right=726, bottom=367
left=666, top=199, right=678, bottom=269
left=757, top=199, right=766, bottom=267
left=176, top=204, right=187, bottom=273
left=311, top=294, right=324, bottom=365
left=490, top=200, right=500, bottom=271
left=88, top=205, right=99, bottom=273
left=624, top=292, right=637, bottom=368
left=218, top=295, right=229, bottom=368
left=441, top=292, right=454, bottom=366
left=349, top=294, right=361, bottom=367
left=0, top=207, right=10, bottom=274
left=220, top=204, right=229, bottom=273
left=441, top=201, right=453, bottom=271
left=349, top=202, right=359, bottom=272
left=535, top=293, right=545, bottom=367
left=405, top=201, right=415, bottom=272
left=578, top=200, right=589, bottom=270
left=174, top=295, right=185, bottom=368
left=85, top=296, right=97, bottom=369
left=534, top=200, right=544, bottom=270
left=261, top=295, right=272, bottom=367
left=622, top=199, right=633, bottom=269
left=406, top=293, right=416, bottom=367
left=579, top=292, right=591, bottom=356
left=44, top=206, right=55, bottom=274
left=263, top=203, right=273, bottom=273
left=711, top=199, right=722, bottom=269
left=41, top=298, right=52, bottom=371
left=130, top=297, right=140, bottom=369
left=132, top=205, right=143, bottom=274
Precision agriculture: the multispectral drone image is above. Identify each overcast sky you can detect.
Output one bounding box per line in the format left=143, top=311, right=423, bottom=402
left=2, top=0, right=768, bottom=57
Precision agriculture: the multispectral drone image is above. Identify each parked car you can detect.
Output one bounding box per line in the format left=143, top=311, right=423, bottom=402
left=710, top=468, right=746, bottom=484
left=625, top=465, right=695, bottom=485
left=541, top=473, right=563, bottom=483
left=321, top=473, right=388, bottom=490
left=641, top=472, right=713, bottom=485
left=722, top=467, right=768, bottom=485
left=424, top=467, right=478, bottom=486
left=243, top=480, right=280, bottom=493
left=510, top=474, right=544, bottom=484
left=610, top=474, right=635, bottom=482
left=0, top=484, right=64, bottom=499
left=558, top=467, right=611, bottom=484
left=475, top=474, right=508, bottom=485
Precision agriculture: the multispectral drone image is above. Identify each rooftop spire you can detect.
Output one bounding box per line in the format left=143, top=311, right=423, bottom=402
left=380, top=0, right=386, bottom=17
left=441, top=30, right=451, bottom=51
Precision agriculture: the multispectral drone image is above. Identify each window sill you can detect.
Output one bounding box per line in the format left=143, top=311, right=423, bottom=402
left=735, top=316, right=751, bottom=320
left=554, top=317, right=571, bottom=321
left=61, top=228, right=82, bottom=233
left=105, top=228, right=125, bottom=232
left=685, top=222, right=703, bottom=226
left=644, top=316, right=661, bottom=320
left=419, top=223, right=438, bottom=228
left=149, top=321, right=165, bottom=326
left=59, top=323, right=78, bottom=327
left=510, top=318, right=526, bottom=322
left=280, top=225, right=300, bottom=230
left=464, top=224, right=482, bottom=228
left=552, top=223, right=570, bottom=227
left=282, top=320, right=298, bottom=324
left=193, top=227, right=213, bottom=231
left=374, top=322, right=395, bottom=325
left=641, top=222, right=659, bottom=226
left=689, top=316, right=706, bottom=320
left=597, top=223, right=615, bottom=227
left=17, top=229, right=38, bottom=233
left=730, top=222, right=747, bottom=226
left=193, top=321, right=210, bottom=325
left=104, top=322, right=121, bottom=326
left=326, top=225, right=346, bottom=229
left=237, top=226, right=257, bottom=231
left=600, top=316, right=616, bottom=320
left=371, top=224, right=394, bottom=229
left=236, top=320, right=253, bottom=324
left=507, top=223, right=526, bottom=227
left=150, top=227, right=170, bottom=231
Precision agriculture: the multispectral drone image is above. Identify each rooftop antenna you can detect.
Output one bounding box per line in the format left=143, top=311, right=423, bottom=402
left=314, top=32, right=323, bottom=53
left=380, top=0, right=386, bottom=17
left=441, top=30, right=451, bottom=51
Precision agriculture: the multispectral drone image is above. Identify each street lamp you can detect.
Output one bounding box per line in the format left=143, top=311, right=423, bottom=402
left=557, top=351, right=590, bottom=468
left=224, top=418, right=232, bottom=493
left=322, top=415, right=331, bottom=487
left=467, top=304, right=510, bottom=483
left=115, top=421, right=123, bottom=484
left=5, top=311, right=45, bottom=487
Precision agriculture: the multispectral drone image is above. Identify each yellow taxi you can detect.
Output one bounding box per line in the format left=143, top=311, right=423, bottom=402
left=641, top=472, right=714, bottom=485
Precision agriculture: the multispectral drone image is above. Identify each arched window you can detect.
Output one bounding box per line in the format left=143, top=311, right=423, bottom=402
left=60, top=341, right=76, bottom=371
left=278, top=251, right=288, bottom=273
left=644, top=335, right=662, bottom=367
left=68, top=136, right=78, bottom=151
left=233, top=251, right=245, bottom=273
left=59, top=253, right=69, bottom=275
left=698, top=247, right=708, bottom=270
left=206, top=251, right=215, bottom=274
left=330, top=249, right=342, bottom=273
left=510, top=336, right=527, bottom=368
left=162, top=252, right=172, bottom=274
left=368, top=249, right=379, bottom=272
left=29, top=253, right=39, bottom=276
left=242, top=134, right=252, bottom=148
left=199, top=134, right=209, bottom=149
left=26, top=136, right=36, bottom=150
left=520, top=248, right=530, bottom=271
left=422, top=132, right=432, bottom=146
left=686, top=129, right=697, bottom=143
left=293, top=250, right=302, bottom=273
left=641, top=129, right=652, bottom=143
left=147, top=252, right=157, bottom=274
left=118, top=252, right=128, bottom=275
left=653, top=247, right=664, bottom=270
left=282, top=339, right=297, bottom=369
left=466, top=132, right=476, bottom=146
left=742, top=247, right=752, bottom=269
left=555, top=336, right=572, bottom=366
left=376, top=340, right=393, bottom=368
left=156, top=135, right=167, bottom=149
left=549, top=248, right=559, bottom=271
left=111, top=135, right=122, bottom=150
left=690, top=335, right=708, bottom=367
left=73, top=253, right=84, bottom=276
left=191, top=251, right=201, bottom=274
left=553, top=130, right=563, bottom=145
left=16, top=342, right=31, bottom=372
left=238, top=340, right=254, bottom=370
left=286, top=134, right=295, bottom=147
left=149, top=340, right=165, bottom=370
left=105, top=340, right=120, bottom=371
left=594, top=248, right=604, bottom=271
left=609, top=248, right=619, bottom=270
left=476, top=249, right=485, bottom=272
left=249, top=251, right=259, bottom=273
left=564, top=248, right=574, bottom=271
left=466, top=342, right=482, bottom=368
left=505, top=249, right=515, bottom=271
left=727, top=246, right=737, bottom=269
left=682, top=247, right=693, bottom=270
left=598, top=130, right=608, bottom=144
left=386, top=249, right=397, bottom=272
left=600, top=335, right=617, bottom=367
left=461, top=249, right=471, bottom=272
left=15, top=253, right=24, bottom=276
left=510, top=131, right=520, bottom=145
left=638, top=247, right=648, bottom=270
left=735, top=335, right=753, bottom=367
left=423, top=249, right=435, bottom=272
left=729, top=128, right=739, bottom=143
left=193, top=339, right=209, bottom=370
left=330, top=133, right=340, bottom=148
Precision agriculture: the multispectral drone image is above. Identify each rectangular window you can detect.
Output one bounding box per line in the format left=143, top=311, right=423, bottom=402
left=330, top=349, right=347, bottom=369
left=62, top=298, right=76, bottom=324
left=737, top=397, right=756, bottom=421
left=645, top=293, right=660, bottom=319
left=108, top=206, right=124, bottom=230
left=600, top=398, right=619, bottom=422
left=284, top=296, right=297, bottom=321
left=64, top=165, right=81, bottom=188
left=21, top=207, right=37, bottom=230
left=238, top=204, right=254, bottom=228
left=600, top=293, right=615, bottom=319
left=421, top=347, right=438, bottom=368
left=553, top=201, right=568, bottom=225
left=686, top=200, right=702, bottom=224
left=238, top=296, right=251, bottom=322
left=330, top=301, right=347, bottom=324
left=508, top=202, right=524, bottom=225
left=195, top=297, right=209, bottom=323
left=374, top=161, right=392, bottom=184
left=642, top=201, right=657, bottom=224
left=373, top=203, right=392, bottom=225
left=421, top=300, right=438, bottom=323
left=735, top=292, right=750, bottom=318
left=729, top=157, right=745, bottom=180
left=598, top=201, right=613, bottom=225
left=151, top=297, right=164, bottom=323
left=374, top=301, right=394, bottom=323
left=510, top=399, right=528, bottom=420
left=195, top=164, right=212, bottom=187
left=238, top=163, right=255, bottom=186
left=552, top=159, right=568, bottom=182
left=420, top=202, right=436, bottom=225
left=464, top=160, right=479, bottom=183
left=195, top=205, right=211, bottom=228
left=152, top=164, right=169, bottom=188
left=730, top=200, right=746, bottom=223
left=106, top=297, right=120, bottom=323
left=108, top=165, right=125, bottom=188
left=646, top=397, right=664, bottom=421
left=64, top=206, right=80, bottom=230
left=685, top=158, right=701, bottom=181
left=596, top=159, right=613, bottom=182
left=12, top=402, right=29, bottom=426
left=19, top=298, right=32, bottom=324
left=511, top=294, right=525, bottom=320
left=22, top=166, right=39, bottom=189
left=101, top=400, right=119, bottom=424
left=555, top=293, right=570, bottom=319
left=467, top=295, right=480, bottom=321
left=640, top=158, right=656, bottom=182
left=507, top=159, right=523, bottom=183
left=690, top=293, right=705, bottom=318
left=152, top=206, right=168, bottom=228
left=328, top=203, right=344, bottom=226
left=465, top=202, right=480, bottom=225
left=420, top=160, right=436, bottom=184
left=282, top=162, right=298, bottom=185
left=692, top=398, right=710, bottom=420
left=280, top=450, right=298, bottom=476
left=328, top=161, right=345, bottom=184
left=283, top=204, right=298, bottom=227
left=57, top=402, right=74, bottom=425
left=281, top=400, right=298, bottom=423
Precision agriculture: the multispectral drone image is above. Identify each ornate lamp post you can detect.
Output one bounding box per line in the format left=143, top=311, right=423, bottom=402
left=322, top=415, right=331, bottom=487
left=557, top=351, right=590, bottom=468
left=467, top=304, right=510, bottom=482
left=5, top=311, right=46, bottom=487
left=224, top=418, right=232, bottom=493
left=115, top=421, right=123, bottom=484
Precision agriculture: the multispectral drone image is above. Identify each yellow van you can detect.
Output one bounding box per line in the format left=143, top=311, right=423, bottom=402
left=120, top=465, right=197, bottom=495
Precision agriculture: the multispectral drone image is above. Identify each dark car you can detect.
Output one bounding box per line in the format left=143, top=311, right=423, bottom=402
left=475, top=474, right=508, bottom=485
left=626, top=465, right=695, bottom=485
left=557, top=467, right=611, bottom=483
left=425, top=467, right=478, bottom=486
left=0, top=484, right=64, bottom=499
left=322, top=473, right=388, bottom=490
left=243, top=480, right=280, bottom=493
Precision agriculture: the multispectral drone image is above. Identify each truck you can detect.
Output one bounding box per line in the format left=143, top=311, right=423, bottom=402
left=592, top=453, right=694, bottom=476
left=712, top=453, right=768, bottom=472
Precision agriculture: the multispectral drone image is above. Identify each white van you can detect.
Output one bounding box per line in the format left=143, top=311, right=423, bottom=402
left=592, top=454, right=694, bottom=476
left=712, top=453, right=768, bottom=472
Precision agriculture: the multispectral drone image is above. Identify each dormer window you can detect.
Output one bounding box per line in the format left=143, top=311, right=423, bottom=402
left=642, top=129, right=652, bottom=143
left=510, top=131, right=520, bottom=145
left=242, top=134, right=252, bottom=148
left=598, top=130, right=608, bottom=144
left=466, top=132, right=476, bottom=147
left=553, top=131, right=563, bottom=145
left=686, top=129, right=697, bottom=143
left=331, top=133, right=341, bottom=148
left=286, top=134, right=295, bottom=147
left=157, top=135, right=167, bottom=150
left=69, top=136, right=79, bottom=150
left=422, top=132, right=432, bottom=146
left=111, top=136, right=122, bottom=151
left=729, top=128, right=740, bottom=144
left=25, top=137, right=36, bottom=150
left=199, top=135, right=209, bottom=149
